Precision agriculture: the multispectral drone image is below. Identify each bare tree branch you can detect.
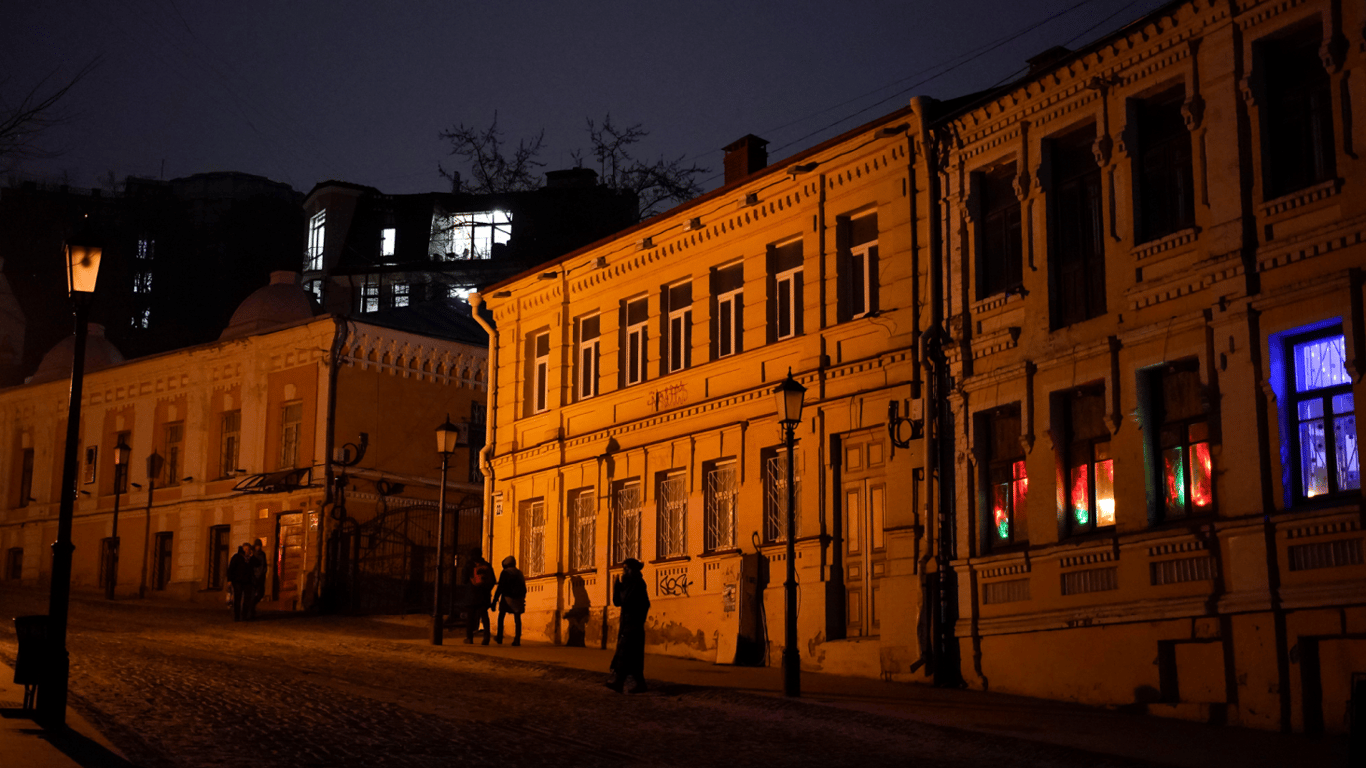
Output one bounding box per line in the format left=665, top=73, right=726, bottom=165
left=0, top=58, right=101, bottom=172
left=585, top=114, right=706, bottom=220
left=437, top=112, right=545, bottom=194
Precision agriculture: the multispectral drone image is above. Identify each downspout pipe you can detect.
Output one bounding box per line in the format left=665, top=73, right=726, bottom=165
left=469, top=293, right=498, bottom=560
left=318, top=315, right=347, bottom=610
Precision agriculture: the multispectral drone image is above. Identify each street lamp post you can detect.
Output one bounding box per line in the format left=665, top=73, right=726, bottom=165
left=432, top=417, right=460, bottom=645
left=39, top=228, right=103, bottom=729
left=105, top=437, right=131, bottom=600
left=774, top=370, right=807, bottom=698
left=139, top=451, right=163, bottom=598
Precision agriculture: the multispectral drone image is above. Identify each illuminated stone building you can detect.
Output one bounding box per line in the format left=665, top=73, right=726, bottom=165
left=475, top=0, right=1365, bottom=734
left=0, top=272, right=487, bottom=614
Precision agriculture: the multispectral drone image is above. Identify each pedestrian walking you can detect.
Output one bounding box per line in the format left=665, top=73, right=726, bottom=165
left=227, top=543, right=254, bottom=622
left=606, top=557, right=650, bottom=693
left=247, top=539, right=267, bottom=620
left=464, top=549, right=495, bottom=645
left=491, top=555, right=526, bottom=646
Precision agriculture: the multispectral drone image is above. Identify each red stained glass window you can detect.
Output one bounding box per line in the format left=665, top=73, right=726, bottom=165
left=982, top=406, right=1026, bottom=547
left=1151, top=361, right=1212, bottom=520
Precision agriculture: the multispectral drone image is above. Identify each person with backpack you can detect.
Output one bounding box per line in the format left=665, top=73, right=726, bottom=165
left=491, top=555, right=527, bottom=646
left=464, top=549, right=495, bottom=645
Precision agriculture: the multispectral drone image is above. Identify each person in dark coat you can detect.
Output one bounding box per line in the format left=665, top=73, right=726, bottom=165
left=227, top=544, right=254, bottom=622
left=246, top=539, right=268, bottom=620
left=491, top=555, right=526, bottom=646
left=606, top=558, right=650, bottom=693
left=464, top=549, right=495, bottom=645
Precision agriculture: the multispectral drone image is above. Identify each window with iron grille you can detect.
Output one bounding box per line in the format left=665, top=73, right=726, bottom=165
left=614, top=480, right=642, bottom=563
left=430, top=210, right=512, bottom=260
left=163, top=422, right=184, bottom=486
left=1260, top=24, right=1336, bottom=199
left=1048, top=125, right=1106, bottom=328
left=220, top=411, right=241, bottom=479
left=763, top=446, right=801, bottom=543
left=570, top=488, right=596, bottom=571
left=361, top=276, right=380, bottom=313
left=279, top=402, right=302, bottom=469
left=704, top=460, right=737, bottom=551
left=657, top=471, right=687, bottom=558
left=520, top=499, right=546, bottom=576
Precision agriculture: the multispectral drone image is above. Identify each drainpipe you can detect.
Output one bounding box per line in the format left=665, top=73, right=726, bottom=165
left=318, top=315, right=347, bottom=609
left=469, top=293, right=498, bottom=560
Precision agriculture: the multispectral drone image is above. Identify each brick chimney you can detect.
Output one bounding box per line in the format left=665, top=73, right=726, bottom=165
left=723, top=135, right=769, bottom=185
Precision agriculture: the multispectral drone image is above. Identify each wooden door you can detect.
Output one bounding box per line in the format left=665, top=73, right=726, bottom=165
left=276, top=512, right=305, bottom=601
left=842, top=433, right=887, bottom=638
left=153, top=532, right=173, bottom=590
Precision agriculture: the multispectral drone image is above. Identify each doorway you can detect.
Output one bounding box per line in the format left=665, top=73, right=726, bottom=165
left=841, top=431, right=887, bottom=638
left=152, top=532, right=173, bottom=590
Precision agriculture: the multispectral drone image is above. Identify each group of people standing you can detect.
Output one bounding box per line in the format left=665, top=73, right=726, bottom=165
left=227, top=540, right=268, bottom=622
left=461, top=550, right=527, bottom=646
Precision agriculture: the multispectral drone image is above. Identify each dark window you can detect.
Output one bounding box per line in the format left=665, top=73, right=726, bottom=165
left=207, top=525, right=230, bottom=590
left=1061, top=386, right=1114, bottom=533
left=17, top=447, right=33, bottom=507
left=1049, top=126, right=1106, bottom=328
left=1135, top=88, right=1195, bottom=242
left=153, top=532, right=173, bottom=590
left=1147, top=361, right=1212, bottom=521
left=220, top=413, right=240, bottom=479
left=164, top=422, right=183, bottom=485
left=839, top=213, right=879, bottom=319
left=1286, top=328, right=1358, bottom=501
left=980, top=406, right=1027, bottom=548
left=978, top=166, right=1024, bottom=299
left=1261, top=25, right=1336, bottom=199
left=5, top=547, right=21, bottom=580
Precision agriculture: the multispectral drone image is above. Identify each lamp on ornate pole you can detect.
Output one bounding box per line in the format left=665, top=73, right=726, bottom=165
left=432, top=416, right=460, bottom=645
left=105, top=437, right=131, bottom=600
left=773, top=369, right=806, bottom=698
left=40, top=224, right=103, bottom=729
left=139, top=451, right=163, bottom=598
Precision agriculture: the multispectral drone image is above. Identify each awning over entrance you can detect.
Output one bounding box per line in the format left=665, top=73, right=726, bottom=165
left=232, top=467, right=313, bottom=494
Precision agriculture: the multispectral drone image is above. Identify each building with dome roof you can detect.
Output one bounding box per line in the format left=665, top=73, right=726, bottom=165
left=0, top=270, right=489, bottom=616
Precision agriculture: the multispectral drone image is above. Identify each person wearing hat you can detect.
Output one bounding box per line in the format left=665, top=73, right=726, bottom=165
left=606, top=557, right=651, bottom=693
left=463, top=549, right=496, bottom=645
left=491, top=555, right=526, bottom=646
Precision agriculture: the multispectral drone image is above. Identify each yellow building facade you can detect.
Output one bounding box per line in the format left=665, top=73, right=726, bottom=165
left=478, top=0, right=1366, bottom=734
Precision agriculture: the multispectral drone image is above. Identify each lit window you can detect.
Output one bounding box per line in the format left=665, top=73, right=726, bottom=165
left=392, top=282, right=409, bottom=308
left=711, top=264, right=743, bottom=359
left=664, top=281, right=692, bottom=374
left=980, top=406, right=1027, bottom=547
left=1061, top=386, right=1114, bottom=531
left=381, top=227, right=396, bottom=258
left=431, top=210, right=512, bottom=260
left=305, top=280, right=323, bottom=302
left=845, top=212, right=879, bottom=317
left=613, top=479, right=642, bottom=563
left=306, top=210, right=326, bottom=271
left=576, top=314, right=599, bottom=401
left=361, top=276, right=379, bottom=313
left=1147, top=361, right=1212, bottom=520
left=136, top=238, right=155, bottom=261
left=657, top=471, right=687, bottom=559
left=279, top=402, right=302, bottom=470
left=83, top=445, right=97, bottom=484
left=520, top=499, right=546, bottom=576
left=529, top=331, right=550, bottom=414
left=132, top=307, right=151, bottom=329
left=570, top=488, right=595, bottom=571
left=768, top=239, right=804, bottom=341
left=1287, top=328, right=1357, bottom=500
left=704, top=460, right=737, bottom=551
left=132, top=270, right=152, bottom=294
left=624, top=297, right=648, bottom=386
left=220, top=411, right=241, bottom=479
left=763, top=446, right=801, bottom=543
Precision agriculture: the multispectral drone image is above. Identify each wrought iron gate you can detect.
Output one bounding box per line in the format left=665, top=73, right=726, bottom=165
left=335, top=500, right=483, bottom=615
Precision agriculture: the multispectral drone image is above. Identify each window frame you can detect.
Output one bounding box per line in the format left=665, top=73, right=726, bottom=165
left=520, top=498, right=546, bottom=576
left=624, top=297, right=648, bottom=387
left=219, top=411, right=241, bottom=479
left=775, top=266, right=803, bottom=341
left=664, top=281, right=693, bottom=374
left=1146, top=360, right=1213, bottom=522
left=1060, top=385, right=1115, bottom=534
left=1258, top=22, right=1337, bottom=200
left=576, top=313, right=600, bottom=401
left=976, top=163, right=1024, bottom=300
left=279, top=402, right=303, bottom=470
left=979, top=405, right=1027, bottom=549
left=1284, top=326, right=1358, bottom=503
left=381, top=227, right=396, bottom=259
left=704, top=459, right=738, bottom=552
left=656, top=470, right=688, bottom=559
left=1132, top=86, right=1196, bottom=243
left=569, top=487, right=596, bottom=572
left=530, top=331, right=550, bottom=415
left=762, top=446, right=801, bottom=543
left=1048, top=124, right=1107, bottom=329
left=613, top=479, right=643, bottom=564
left=306, top=210, right=326, bottom=271
left=163, top=422, right=184, bottom=487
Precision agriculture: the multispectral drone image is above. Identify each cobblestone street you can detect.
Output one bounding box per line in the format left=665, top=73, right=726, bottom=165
left=0, top=589, right=1154, bottom=768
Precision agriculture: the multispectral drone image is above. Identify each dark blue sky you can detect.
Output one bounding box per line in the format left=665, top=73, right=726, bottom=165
left=3, top=0, right=1170, bottom=196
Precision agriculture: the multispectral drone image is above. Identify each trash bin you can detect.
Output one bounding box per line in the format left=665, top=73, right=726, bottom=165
left=12, top=615, right=49, bottom=709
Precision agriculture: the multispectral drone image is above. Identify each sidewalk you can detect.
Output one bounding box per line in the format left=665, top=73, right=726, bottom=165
left=385, top=614, right=1348, bottom=768
left=0, top=663, right=131, bottom=768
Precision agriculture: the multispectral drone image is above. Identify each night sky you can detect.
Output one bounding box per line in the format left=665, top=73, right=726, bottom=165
left=4, top=0, right=1170, bottom=197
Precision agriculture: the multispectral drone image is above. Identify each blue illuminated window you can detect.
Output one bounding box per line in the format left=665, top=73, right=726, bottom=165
left=1286, top=327, right=1358, bottom=501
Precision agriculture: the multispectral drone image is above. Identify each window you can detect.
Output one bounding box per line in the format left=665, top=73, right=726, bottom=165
left=519, top=499, right=546, bottom=576
left=576, top=314, right=600, bottom=401
left=664, top=281, right=692, bottom=374
left=1147, top=361, right=1212, bottom=520
left=711, top=264, right=743, bottom=359
left=84, top=445, right=98, bottom=484
left=763, top=446, right=801, bottom=542
left=5, top=547, right=20, bottom=580
left=570, top=488, right=596, bottom=571
left=980, top=406, right=1027, bottom=547
left=132, top=270, right=152, bottom=294
left=623, top=297, right=648, bottom=387
left=114, top=431, right=130, bottom=493
left=306, top=210, right=326, bottom=271
left=614, top=479, right=642, bottom=563
left=132, top=308, right=151, bottom=330
left=136, top=238, right=155, bottom=261
left=657, top=471, right=687, bottom=559
left=1049, top=125, right=1106, bottom=328
left=279, top=402, right=302, bottom=469
left=704, top=460, right=737, bottom=551
left=361, top=275, right=380, bottom=313
left=528, top=331, right=550, bottom=414
left=152, top=532, right=173, bottom=591
left=220, top=411, right=241, bottom=479
left=1286, top=328, right=1358, bottom=501
left=1061, top=386, right=1114, bottom=532
left=977, top=165, right=1023, bottom=299
left=207, top=525, right=230, bottom=590
left=391, top=282, right=409, bottom=308
left=163, top=422, right=183, bottom=486
left=381, top=227, right=396, bottom=258
left=305, top=280, right=323, bottom=302
left=17, top=448, right=33, bottom=507
left=768, top=240, right=804, bottom=341
left=1134, top=87, right=1195, bottom=243
left=1261, top=25, right=1336, bottom=199
left=842, top=212, right=879, bottom=318
left=431, top=210, right=512, bottom=260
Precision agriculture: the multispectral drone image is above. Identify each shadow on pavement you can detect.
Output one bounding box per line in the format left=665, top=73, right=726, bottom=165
left=10, top=721, right=136, bottom=768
